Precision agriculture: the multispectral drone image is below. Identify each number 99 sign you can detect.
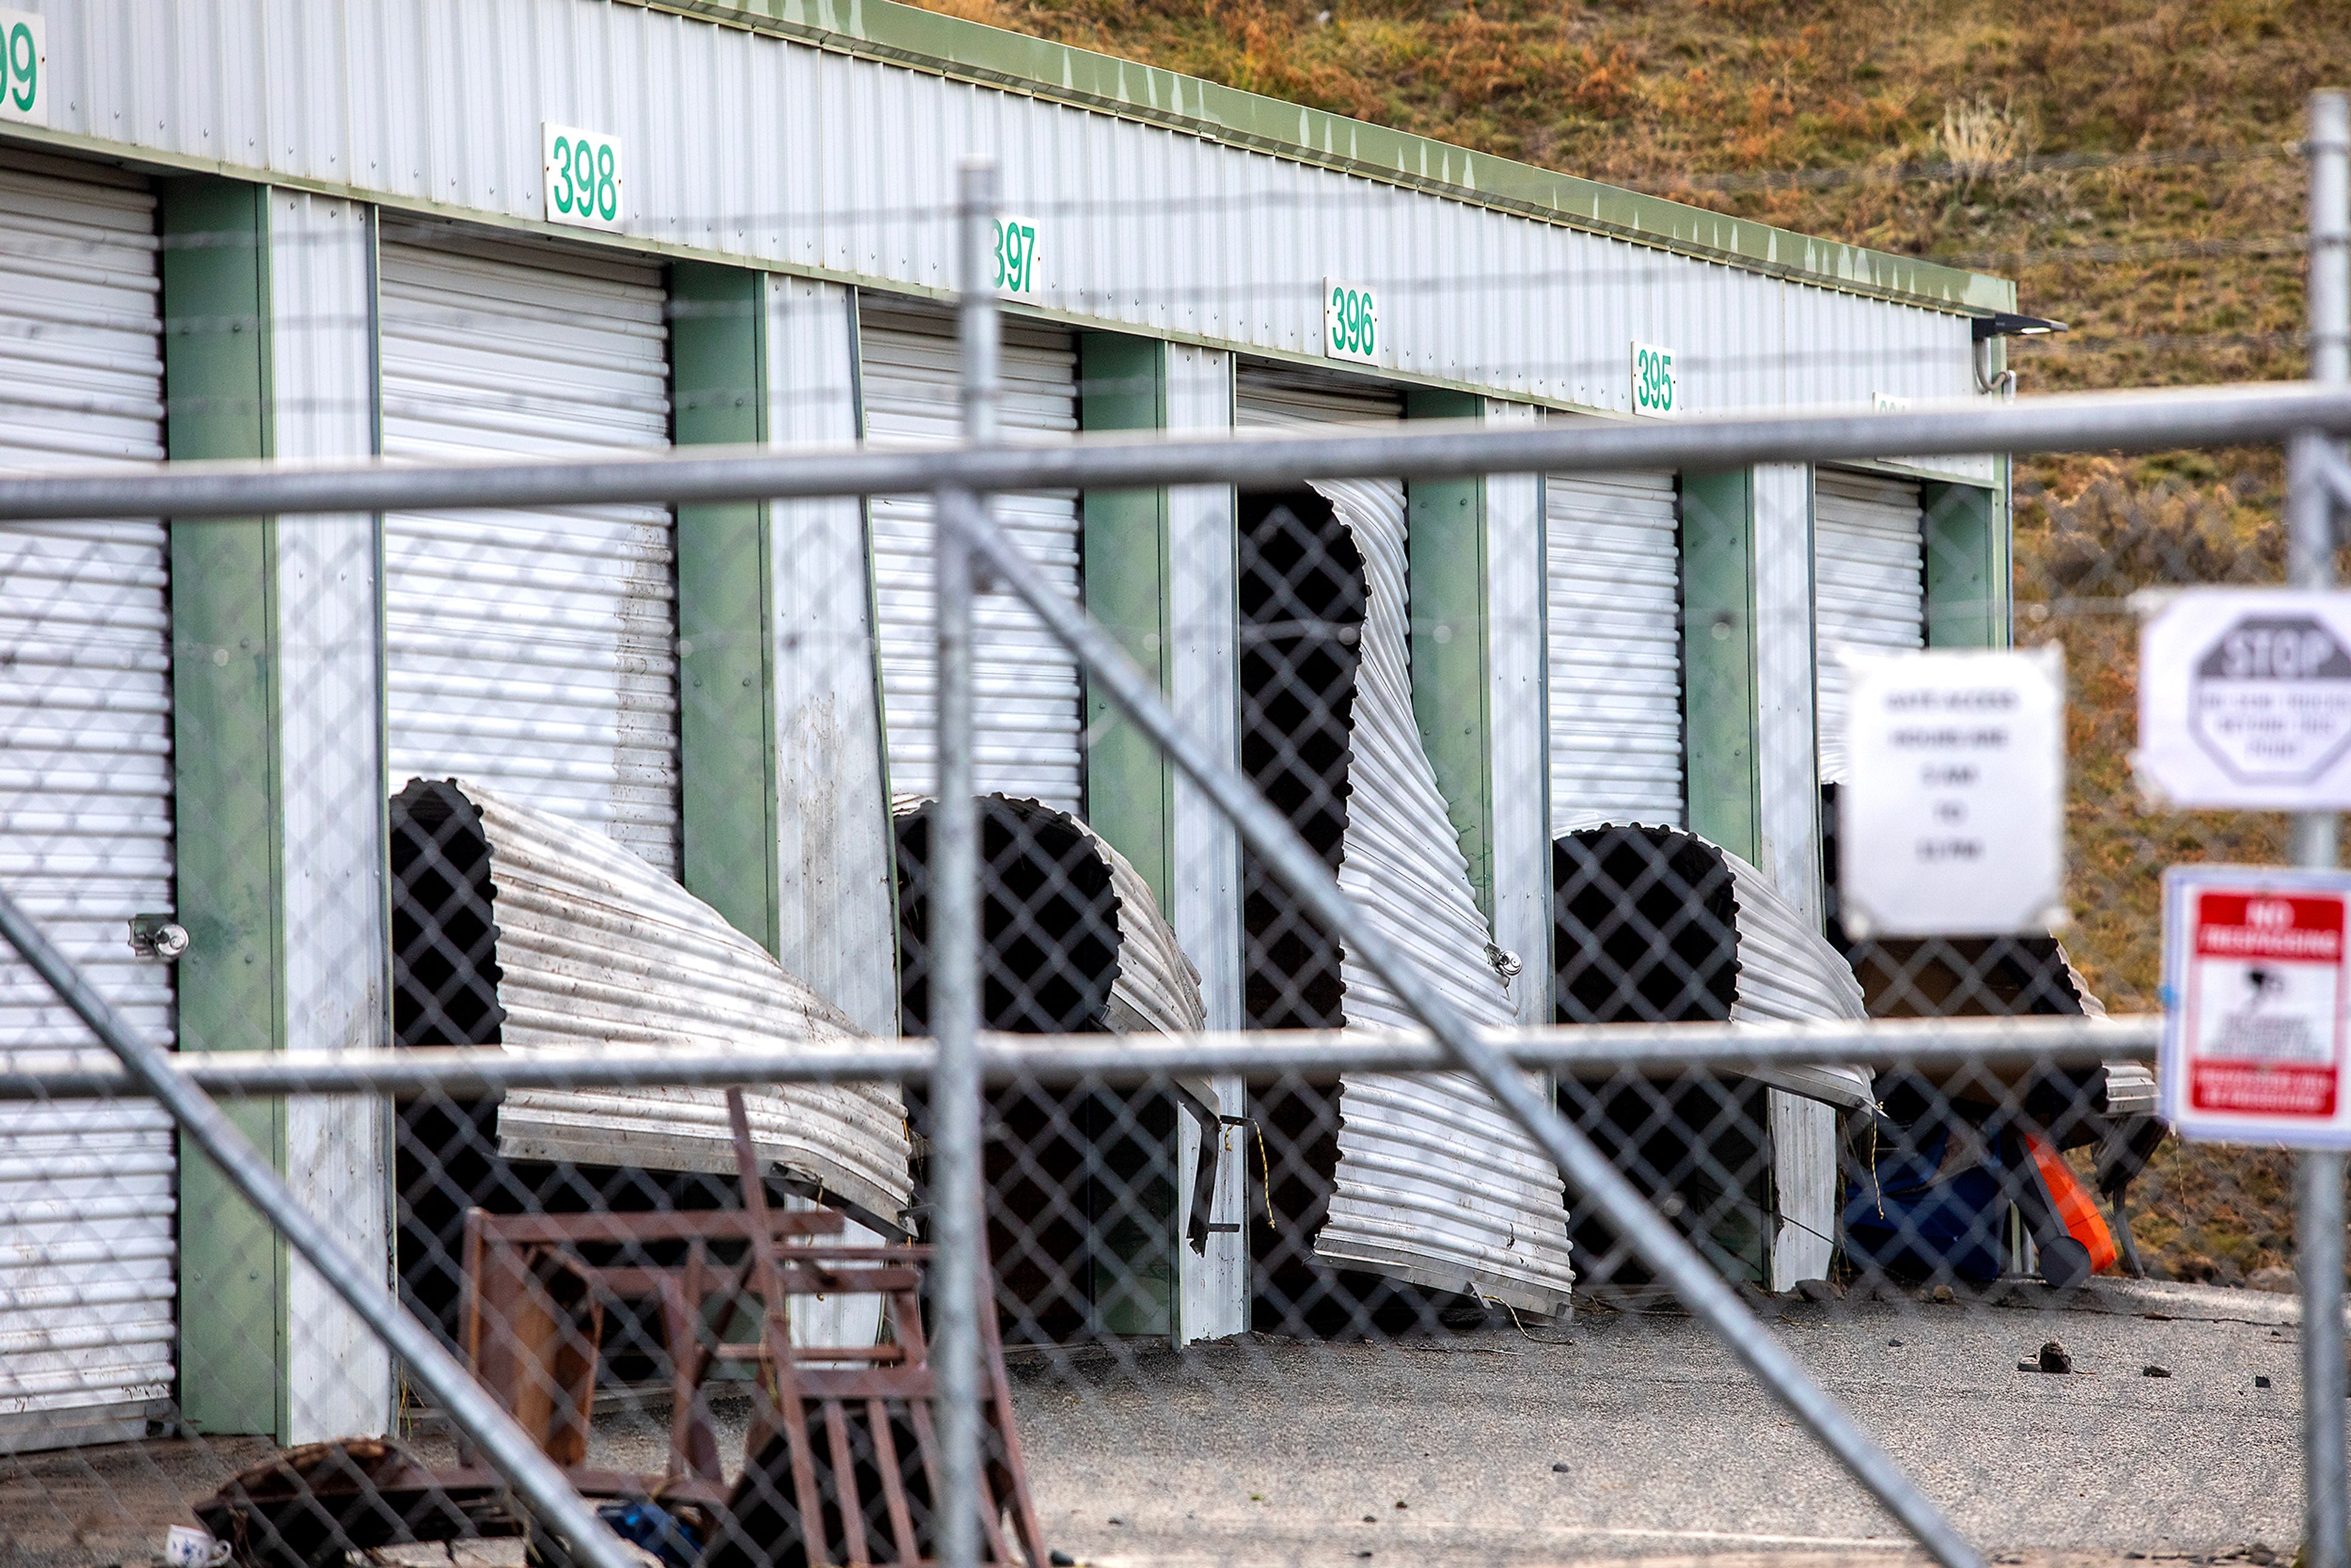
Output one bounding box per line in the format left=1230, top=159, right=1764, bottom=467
left=0, top=8, right=45, bottom=127
left=1323, top=279, right=1381, bottom=366
left=542, top=122, right=624, bottom=232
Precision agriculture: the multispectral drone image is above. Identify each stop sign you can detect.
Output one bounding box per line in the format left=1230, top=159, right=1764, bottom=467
left=2139, top=590, right=2351, bottom=809
left=2189, top=613, right=2351, bottom=785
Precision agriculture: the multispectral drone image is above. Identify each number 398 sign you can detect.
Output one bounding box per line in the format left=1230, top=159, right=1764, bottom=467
left=542, top=122, right=624, bottom=233
left=2162, top=864, right=2351, bottom=1148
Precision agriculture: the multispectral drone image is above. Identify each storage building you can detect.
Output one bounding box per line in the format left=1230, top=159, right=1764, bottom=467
left=0, top=0, right=2016, bottom=1447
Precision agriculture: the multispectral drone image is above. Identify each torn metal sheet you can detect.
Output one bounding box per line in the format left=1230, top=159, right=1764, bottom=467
left=393, top=778, right=913, bottom=1228
left=1719, top=849, right=1875, bottom=1109
left=892, top=793, right=1224, bottom=1258
left=1553, top=822, right=1873, bottom=1109
left=894, top=792, right=1210, bottom=1082
left=1308, top=476, right=1579, bottom=1318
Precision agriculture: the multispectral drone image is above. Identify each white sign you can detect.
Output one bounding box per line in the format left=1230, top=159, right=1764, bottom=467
left=0, top=9, right=45, bottom=126
left=1630, top=341, right=1676, bottom=417
left=2137, top=588, right=2351, bottom=808
left=1323, top=279, right=1379, bottom=366
left=2162, top=865, right=2351, bottom=1149
left=1873, top=392, right=1913, bottom=412
left=993, top=215, right=1040, bottom=298
left=542, top=122, right=624, bottom=231
left=1838, top=647, right=2066, bottom=936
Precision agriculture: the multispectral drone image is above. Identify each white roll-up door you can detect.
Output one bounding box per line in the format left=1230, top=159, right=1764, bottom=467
left=0, top=159, right=178, bottom=1449
left=1813, top=469, right=1926, bottom=784
left=1237, top=364, right=1577, bottom=1314
left=379, top=226, right=680, bottom=873
left=1545, top=468, right=1683, bottom=831
left=860, top=302, right=1082, bottom=811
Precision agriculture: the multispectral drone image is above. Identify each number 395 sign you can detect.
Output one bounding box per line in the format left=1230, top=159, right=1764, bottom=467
left=1630, top=340, right=1677, bottom=418
left=542, top=122, right=623, bottom=232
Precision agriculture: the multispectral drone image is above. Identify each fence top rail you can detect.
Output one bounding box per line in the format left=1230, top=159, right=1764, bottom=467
left=0, top=381, right=2343, bottom=523
left=0, top=1015, right=2159, bottom=1100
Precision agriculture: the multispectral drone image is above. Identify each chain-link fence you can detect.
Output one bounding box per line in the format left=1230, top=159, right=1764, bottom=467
left=2, top=102, right=2350, bottom=1568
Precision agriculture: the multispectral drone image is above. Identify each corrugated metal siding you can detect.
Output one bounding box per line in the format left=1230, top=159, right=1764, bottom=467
left=1235, top=362, right=1404, bottom=429
left=1238, top=366, right=1574, bottom=1311
left=0, top=158, right=176, bottom=1447
left=1096, top=828, right=1211, bottom=1043
left=454, top=783, right=917, bottom=1226
left=20, top=0, right=1982, bottom=418
left=1814, top=469, right=1925, bottom=786
left=1718, top=847, right=1873, bottom=1109
left=861, top=301, right=1084, bottom=810
left=379, top=225, right=682, bottom=872
left=1318, top=475, right=1577, bottom=1313
left=1545, top=466, right=1684, bottom=831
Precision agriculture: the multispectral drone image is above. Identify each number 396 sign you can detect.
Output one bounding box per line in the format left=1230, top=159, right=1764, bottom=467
left=2162, top=864, right=2351, bottom=1149
left=1324, top=279, right=1380, bottom=367
left=542, top=122, right=624, bottom=232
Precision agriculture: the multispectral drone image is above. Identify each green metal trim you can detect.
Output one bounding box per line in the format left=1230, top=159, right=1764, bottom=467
left=1921, top=476, right=2009, bottom=651
left=1074, top=331, right=1177, bottom=1340
left=160, top=176, right=290, bottom=1439
left=1680, top=470, right=1762, bottom=867
left=1404, top=388, right=1495, bottom=919
left=1079, top=332, right=1175, bottom=907
left=639, top=0, right=2010, bottom=315
left=672, top=262, right=784, bottom=955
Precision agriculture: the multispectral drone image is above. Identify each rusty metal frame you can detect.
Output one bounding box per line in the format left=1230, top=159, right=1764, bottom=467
left=449, top=1090, right=1046, bottom=1567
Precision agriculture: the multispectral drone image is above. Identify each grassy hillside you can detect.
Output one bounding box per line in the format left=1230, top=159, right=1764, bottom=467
left=918, top=0, right=2351, bottom=1281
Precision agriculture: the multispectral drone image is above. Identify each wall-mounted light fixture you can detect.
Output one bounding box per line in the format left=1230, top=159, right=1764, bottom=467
left=1973, top=311, right=2069, bottom=395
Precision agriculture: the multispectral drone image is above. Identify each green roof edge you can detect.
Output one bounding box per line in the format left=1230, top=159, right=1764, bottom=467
left=646, top=0, right=2016, bottom=315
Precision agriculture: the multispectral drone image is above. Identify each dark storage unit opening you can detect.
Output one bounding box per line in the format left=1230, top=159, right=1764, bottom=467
left=894, top=795, right=1177, bottom=1342
left=388, top=778, right=798, bottom=1376
left=1237, top=487, right=1434, bottom=1329
left=1237, top=487, right=1363, bottom=1035
left=1552, top=824, right=1768, bottom=1285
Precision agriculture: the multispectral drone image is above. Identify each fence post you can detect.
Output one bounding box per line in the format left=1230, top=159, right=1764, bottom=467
left=928, top=157, right=1000, bottom=1568
left=2294, top=86, right=2351, bottom=1568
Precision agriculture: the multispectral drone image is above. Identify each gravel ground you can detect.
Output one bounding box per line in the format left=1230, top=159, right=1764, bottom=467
left=0, top=1279, right=2322, bottom=1568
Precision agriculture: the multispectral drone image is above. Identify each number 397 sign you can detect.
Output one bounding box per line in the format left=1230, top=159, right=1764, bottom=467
left=2162, top=865, right=2351, bottom=1148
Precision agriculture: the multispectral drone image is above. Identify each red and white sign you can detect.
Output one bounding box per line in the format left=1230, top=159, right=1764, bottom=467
left=2162, top=866, right=2351, bottom=1147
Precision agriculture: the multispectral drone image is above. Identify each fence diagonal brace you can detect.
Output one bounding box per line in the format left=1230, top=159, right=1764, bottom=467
left=937, top=489, right=1986, bottom=1568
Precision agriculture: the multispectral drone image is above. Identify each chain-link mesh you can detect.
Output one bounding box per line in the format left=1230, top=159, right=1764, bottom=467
left=0, top=151, right=2342, bottom=1568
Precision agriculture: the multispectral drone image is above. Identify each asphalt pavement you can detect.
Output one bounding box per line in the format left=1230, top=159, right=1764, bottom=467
left=1, top=1279, right=2322, bottom=1568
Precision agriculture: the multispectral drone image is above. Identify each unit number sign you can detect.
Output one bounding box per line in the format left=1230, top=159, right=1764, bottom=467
left=0, top=8, right=45, bottom=126
left=1631, top=340, right=1677, bottom=417
left=542, top=122, right=624, bottom=231
left=994, top=217, right=1040, bottom=298
left=1324, top=279, right=1380, bottom=366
